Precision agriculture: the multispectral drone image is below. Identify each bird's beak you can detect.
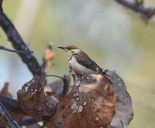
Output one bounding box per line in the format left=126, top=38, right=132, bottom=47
left=57, top=46, right=65, bottom=50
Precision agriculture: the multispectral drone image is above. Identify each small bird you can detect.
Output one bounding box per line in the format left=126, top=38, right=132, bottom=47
left=58, top=45, right=110, bottom=83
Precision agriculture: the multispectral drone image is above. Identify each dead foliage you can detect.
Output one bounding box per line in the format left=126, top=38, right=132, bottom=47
left=0, top=69, right=133, bottom=128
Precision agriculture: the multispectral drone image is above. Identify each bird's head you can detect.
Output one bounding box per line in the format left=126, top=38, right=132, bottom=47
left=58, top=45, right=81, bottom=59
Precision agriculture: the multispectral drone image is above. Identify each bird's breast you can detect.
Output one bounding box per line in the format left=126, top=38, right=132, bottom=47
left=69, top=56, right=95, bottom=75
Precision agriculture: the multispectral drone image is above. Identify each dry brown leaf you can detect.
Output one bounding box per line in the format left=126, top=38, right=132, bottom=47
left=17, top=76, right=58, bottom=121
left=47, top=74, right=116, bottom=128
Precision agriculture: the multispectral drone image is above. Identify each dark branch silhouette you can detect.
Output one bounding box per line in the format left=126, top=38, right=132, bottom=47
left=0, top=46, right=33, bottom=54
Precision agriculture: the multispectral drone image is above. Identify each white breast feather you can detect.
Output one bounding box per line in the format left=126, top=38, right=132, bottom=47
left=69, top=56, right=96, bottom=75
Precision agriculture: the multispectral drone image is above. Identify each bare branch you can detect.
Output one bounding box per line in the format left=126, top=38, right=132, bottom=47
left=0, top=46, right=33, bottom=54
left=0, top=102, right=20, bottom=128
left=45, top=75, right=66, bottom=80
left=115, top=0, right=155, bottom=20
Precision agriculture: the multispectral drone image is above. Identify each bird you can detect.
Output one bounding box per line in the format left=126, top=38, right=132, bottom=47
left=58, top=45, right=111, bottom=83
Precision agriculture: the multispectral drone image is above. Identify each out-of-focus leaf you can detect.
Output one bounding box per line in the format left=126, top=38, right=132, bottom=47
left=106, top=70, right=134, bottom=128
left=47, top=74, right=116, bottom=128
left=0, top=82, right=12, bottom=98
left=17, top=76, right=58, bottom=121
left=43, top=43, right=55, bottom=73
left=44, top=49, right=55, bottom=60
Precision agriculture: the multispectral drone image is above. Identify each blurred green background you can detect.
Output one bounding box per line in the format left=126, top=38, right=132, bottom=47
left=0, top=0, right=155, bottom=127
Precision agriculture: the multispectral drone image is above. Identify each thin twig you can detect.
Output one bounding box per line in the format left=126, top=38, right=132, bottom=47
left=45, top=75, right=66, bottom=80
left=0, top=46, right=33, bottom=54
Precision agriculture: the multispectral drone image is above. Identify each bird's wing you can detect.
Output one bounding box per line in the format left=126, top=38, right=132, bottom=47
left=74, top=53, right=99, bottom=72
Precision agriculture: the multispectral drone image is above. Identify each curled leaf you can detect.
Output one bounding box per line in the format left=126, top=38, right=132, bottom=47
left=17, top=76, right=58, bottom=121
